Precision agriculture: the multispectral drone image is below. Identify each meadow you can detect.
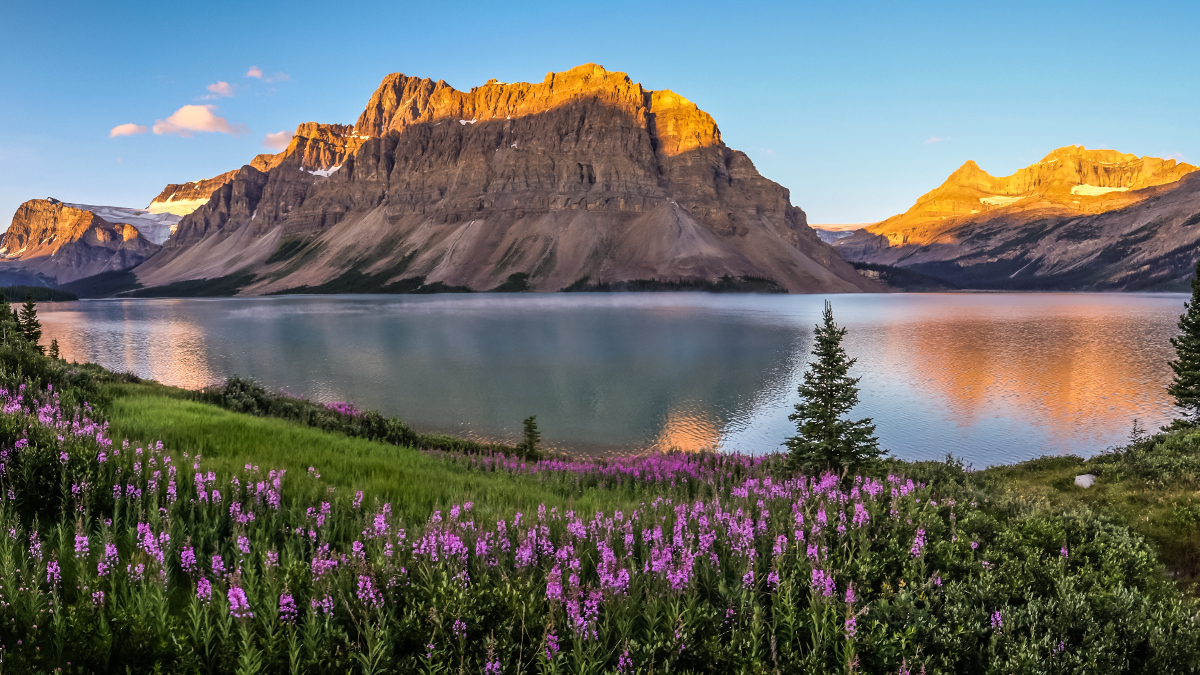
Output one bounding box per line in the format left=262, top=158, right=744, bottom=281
left=0, top=342, right=1198, bottom=673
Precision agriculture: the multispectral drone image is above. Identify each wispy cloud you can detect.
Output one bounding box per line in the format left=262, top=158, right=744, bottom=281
left=924, top=136, right=950, bottom=145
left=109, top=123, right=148, bottom=138
left=246, top=66, right=289, bottom=83
left=152, top=105, right=248, bottom=138
left=1168, top=151, right=1187, bottom=162
left=262, top=130, right=294, bottom=151
left=202, top=81, right=235, bottom=99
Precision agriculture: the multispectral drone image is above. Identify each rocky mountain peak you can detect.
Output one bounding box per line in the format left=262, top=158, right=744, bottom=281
left=866, top=145, right=1197, bottom=247
left=130, top=63, right=878, bottom=295
left=0, top=199, right=160, bottom=284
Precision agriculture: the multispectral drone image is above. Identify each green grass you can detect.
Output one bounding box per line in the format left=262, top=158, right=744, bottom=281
left=979, top=454, right=1200, bottom=593
left=102, top=382, right=641, bottom=525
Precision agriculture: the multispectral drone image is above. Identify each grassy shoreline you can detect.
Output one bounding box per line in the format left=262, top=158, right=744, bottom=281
left=103, top=374, right=1200, bottom=596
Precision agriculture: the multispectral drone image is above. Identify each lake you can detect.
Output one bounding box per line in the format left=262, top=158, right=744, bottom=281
left=38, top=292, right=1187, bottom=467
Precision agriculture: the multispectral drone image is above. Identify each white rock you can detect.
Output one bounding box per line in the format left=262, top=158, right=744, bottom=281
left=1074, top=474, right=1095, bottom=488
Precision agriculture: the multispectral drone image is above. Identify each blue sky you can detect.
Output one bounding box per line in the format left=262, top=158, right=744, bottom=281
left=1, top=0, right=1196, bottom=227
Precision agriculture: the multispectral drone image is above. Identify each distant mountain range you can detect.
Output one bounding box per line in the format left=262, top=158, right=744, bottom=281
left=834, top=146, right=1200, bottom=291
left=7, top=80, right=1199, bottom=296
left=4, top=64, right=880, bottom=296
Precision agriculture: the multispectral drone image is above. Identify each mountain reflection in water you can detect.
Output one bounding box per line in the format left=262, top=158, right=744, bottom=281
left=38, top=293, right=1185, bottom=466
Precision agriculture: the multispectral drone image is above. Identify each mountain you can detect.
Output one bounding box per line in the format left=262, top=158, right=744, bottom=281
left=810, top=223, right=870, bottom=245
left=61, top=204, right=179, bottom=245
left=123, top=64, right=879, bottom=295
left=0, top=199, right=160, bottom=284
left=835, top=146, right=1200, bottom=290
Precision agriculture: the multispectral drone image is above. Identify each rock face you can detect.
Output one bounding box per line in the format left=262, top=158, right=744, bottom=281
left=836, top=147, right=1200, bottom=290
left=146, top=124, right=370, bottom=217
left=133, top=64, right=879, bottom=295
left=0, top=199, right=160, bottom=284
left=62, top=204, right=179, bottom=245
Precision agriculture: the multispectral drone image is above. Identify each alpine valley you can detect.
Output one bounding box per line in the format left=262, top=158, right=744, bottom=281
left=834, top=146, right=1200, bottom=291
left=4, top=64, right=884, bottom=296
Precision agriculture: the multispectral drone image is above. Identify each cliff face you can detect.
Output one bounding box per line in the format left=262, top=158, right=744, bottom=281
left=134, top=64, right=880, bottom=294
left=836, top=147, right=1200, bottom=290
left=145, top=123, right=367, bottom=217
left=0, top=199, right=160, bottom=284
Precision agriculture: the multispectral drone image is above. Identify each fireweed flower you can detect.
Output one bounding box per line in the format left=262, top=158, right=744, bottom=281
left=311, top=595, right=334, bottom=616
left=228, top=585, right=253, bottom=618
left=97, top=543, right=118, bottom=576
left=618, top=650, right=633, bottom=674
left=180, top=547, right=198, bottom=574
left=74, top=532, right=89, bottom=556
left=357, top=575, right=383, bottom=609
left=197, top=577, right=213, bottom=603
left=279, top=593, right=298, bottom=623
left=46, top=560, right=61, bottom=586
left=910, top=528, right=927, bottom=557
left=845, top=616, right=858, bottom=638
left=1061, top=546, right=1069, bottom=558
left=452, top=619, right=467, bottom=639
left=991, top=610, right=1003, bottom=632
left=544, top=633, right=560, bottom=660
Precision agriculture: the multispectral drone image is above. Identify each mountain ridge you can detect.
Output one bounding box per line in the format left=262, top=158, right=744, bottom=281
left=128, top=63, right=881, bottom=295
left=835, top=146, right=1200, bottom=291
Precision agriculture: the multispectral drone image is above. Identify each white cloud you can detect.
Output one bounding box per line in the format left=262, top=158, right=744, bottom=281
left=109, top=123, right=149, bottom=138
left=262, top=130, right=294, bottom=151
left=203, top=81, right=234, bottom=99
left=924, top=136, right=950, bottom=144
left=152, top=105, right=248, bottom=138
left=246, top=65, right=289, bottom=83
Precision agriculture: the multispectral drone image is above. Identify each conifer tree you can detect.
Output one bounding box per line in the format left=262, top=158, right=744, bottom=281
left=0, top=294, right=22, bottom=347
left=18, top=293, right=42, bottom=354
left=522, top=416, right=541, bottom=458
left=786, top=300, right=882, bottom=474
left=48, top=339, right=60, bottom=360
left=1168, top=256, right=1200, bottom=423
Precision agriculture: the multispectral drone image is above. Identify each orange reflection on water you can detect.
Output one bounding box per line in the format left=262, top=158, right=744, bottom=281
left=44, top=301, right=220, bottom=391
left=649, top=404, right=724, bottom=452
left=871, top=298, right=1174, bottom=452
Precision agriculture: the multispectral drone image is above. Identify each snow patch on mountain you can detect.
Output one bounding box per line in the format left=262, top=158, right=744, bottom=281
left=1071, top=184, right=1130, bottom=196
left=146, top=197, right=210, bottom=217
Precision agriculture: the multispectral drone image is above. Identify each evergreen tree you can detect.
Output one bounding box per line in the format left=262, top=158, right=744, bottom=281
left=521, top=416, right=541, bottom=458
left=48, top=338, right=60, bottom=360
left=19, top=294, right=42, bottom=354
left=786, top=300, right=883, bottom=474
left=1168, top=256, right=1200, bottom=423
left=0, top=294, right=19, bottom=346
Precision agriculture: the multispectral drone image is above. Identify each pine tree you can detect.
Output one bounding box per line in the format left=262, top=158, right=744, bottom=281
left=1168, top=256, right=1200, bottom=423
left=521, top=416, right=541, bottom=458
left=0, top=294, right=13, bottom=345
left=48, top=339, right=60, bottom=360
left=18, top=293, right=42, bottom=354
left=786, top=300, right=883, bottom=474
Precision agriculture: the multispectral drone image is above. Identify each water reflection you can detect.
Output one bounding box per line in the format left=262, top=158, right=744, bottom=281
left=37, top=293, right=1186, bottom=466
